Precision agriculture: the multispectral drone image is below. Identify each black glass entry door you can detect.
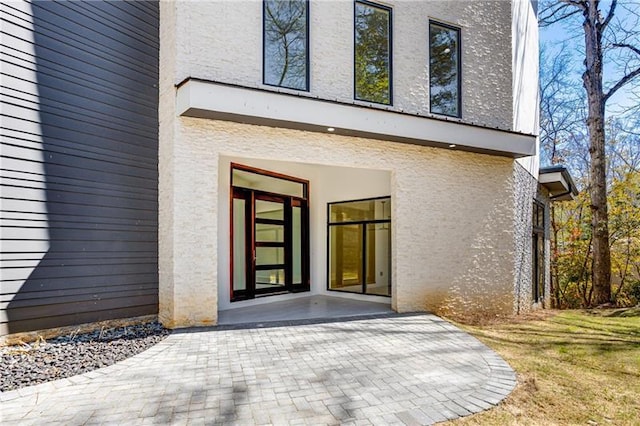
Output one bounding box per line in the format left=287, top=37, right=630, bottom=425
left=254, top=194, right=287, bottom=294
left=231, top=164, right=309, bottom=301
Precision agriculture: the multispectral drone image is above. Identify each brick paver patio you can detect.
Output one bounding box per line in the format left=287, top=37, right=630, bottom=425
left=0, top=314, right=516, bottom=425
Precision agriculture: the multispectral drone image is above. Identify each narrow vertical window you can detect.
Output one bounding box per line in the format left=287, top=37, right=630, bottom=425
left=429, top=21, right=461, bottom=117
left=354, top=1, right=392, bottom=105
left=263, top=0, right=309, bottom=91
left=532, top=201, right=545, bottom=304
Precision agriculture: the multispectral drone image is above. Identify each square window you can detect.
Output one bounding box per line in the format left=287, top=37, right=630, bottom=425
left=354, top=1, right=392, bottom=105
left=263, top=0, right=309, bottom=91
left=429, top=21, right=461, bottom=117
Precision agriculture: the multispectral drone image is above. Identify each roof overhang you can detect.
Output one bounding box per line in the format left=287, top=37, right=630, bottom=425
left=176, top=78, right=537, bottom=158
left=539, top=166, right=579, bottom=201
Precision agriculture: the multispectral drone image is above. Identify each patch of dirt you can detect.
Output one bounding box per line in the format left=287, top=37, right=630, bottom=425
left=444, top=309, right=559, bottom=326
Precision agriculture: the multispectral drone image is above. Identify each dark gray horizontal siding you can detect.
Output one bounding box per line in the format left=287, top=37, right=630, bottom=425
left=1, top=0, right=159, bottom=335
left=1, top=306, right=158, bottom=337
left=1, top=282, right=158, bottom=303
left=1, top=272, right=159, bottom=295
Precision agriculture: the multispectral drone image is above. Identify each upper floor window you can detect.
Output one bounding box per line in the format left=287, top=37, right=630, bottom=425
left=429, top=21, right=461, bottom=117
left=354, top=1, right=392, bottom=105
left=263, top=0, right=309, bottom=91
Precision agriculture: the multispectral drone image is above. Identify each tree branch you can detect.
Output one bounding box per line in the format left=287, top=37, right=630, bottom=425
left=600, top=0, right=617, bottom=31
left=560, top=0, right=588, bottom=10
left=612, top=42, right=640, bottom=57
left=604, top=66, right=640, bottom=103
left=539, top=2, right=583, bottom=27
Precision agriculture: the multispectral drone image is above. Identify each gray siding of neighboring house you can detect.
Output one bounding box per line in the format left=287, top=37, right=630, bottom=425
left=1, top=1, right=159, bottom=335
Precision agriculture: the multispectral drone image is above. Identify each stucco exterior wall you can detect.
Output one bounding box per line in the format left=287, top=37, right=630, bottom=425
left=159, top=117, right=520, bottom=326
left=512, top=162, right=537, bottom=313
left=173, top=0, right=513, bottom=130
left=511, top=162, right=553, bottom=313
left=159, top=0, right=543, bottom=327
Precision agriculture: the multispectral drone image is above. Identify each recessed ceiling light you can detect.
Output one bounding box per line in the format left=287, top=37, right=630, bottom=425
left=449, top=144, right=456, bottom=148
left=327, top=127, right=335, bottom=132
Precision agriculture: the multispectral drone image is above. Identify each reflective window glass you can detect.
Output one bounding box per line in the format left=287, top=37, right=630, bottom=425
left=232, top=168, right=305, bottom=198
left=329, top=197, right=391, bottom=223
left=264, top=0, right=308, bottom=90
left=355, top=1, right=391, bottom=105
left=429, top=22, right=461, bottom=117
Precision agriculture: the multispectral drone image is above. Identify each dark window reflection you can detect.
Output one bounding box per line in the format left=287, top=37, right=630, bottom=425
left=355, top=2, right=391, bottom=105
left=429, top=22, right=460, bottom=117
left=263, top=0, right=308, bottom=90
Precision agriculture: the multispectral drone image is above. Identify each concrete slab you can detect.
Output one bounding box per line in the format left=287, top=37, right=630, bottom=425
left=218, top=295, right=393, bottom=325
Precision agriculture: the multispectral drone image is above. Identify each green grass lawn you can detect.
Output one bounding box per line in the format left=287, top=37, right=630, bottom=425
left=446, top=309, right=640, bottom=425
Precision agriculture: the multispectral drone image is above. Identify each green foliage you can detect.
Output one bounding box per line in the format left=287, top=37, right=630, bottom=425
left=629, top=281, right=640, bottom=305
left=552, top=168, right=640, bottom=308
left=429, top=23, right=459, bottom=116
left=354, top=3, right=390, bottom=104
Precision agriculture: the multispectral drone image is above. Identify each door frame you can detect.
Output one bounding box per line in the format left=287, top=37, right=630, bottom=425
left=230, top=163, right=310, bottom=302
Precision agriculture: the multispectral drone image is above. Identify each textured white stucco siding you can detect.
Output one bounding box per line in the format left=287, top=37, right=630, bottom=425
left=160, top=118, right=518, bottom=326
left=158, top=0, right=540, bottom=327
left=159, top=1, right=177, bottom=327
left=174, top=0, right=513, bottom=130
left=512, top=162, right=537, bottom=313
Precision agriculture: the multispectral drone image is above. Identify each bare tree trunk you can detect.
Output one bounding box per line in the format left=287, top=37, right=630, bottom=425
left=582, top=0, right=611, bottom=305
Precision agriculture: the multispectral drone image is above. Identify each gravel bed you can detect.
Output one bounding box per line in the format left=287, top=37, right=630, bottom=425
left=0, top=322, right=169, bottom=392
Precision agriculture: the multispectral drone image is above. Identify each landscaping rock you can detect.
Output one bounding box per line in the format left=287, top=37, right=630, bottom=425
left=0, top=322, right=169, bottom=392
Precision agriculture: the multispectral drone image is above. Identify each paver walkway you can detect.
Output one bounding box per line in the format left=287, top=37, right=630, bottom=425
left=0, top=314, right=516, bottom=425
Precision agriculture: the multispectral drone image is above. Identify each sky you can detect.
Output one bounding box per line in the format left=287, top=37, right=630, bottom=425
left=539, top=1, right=640, bottom=118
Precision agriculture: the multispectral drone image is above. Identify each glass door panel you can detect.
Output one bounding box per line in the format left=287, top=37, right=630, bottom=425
left=292, top=206, right=302, bottom=284
left=256, top=268, right=286, bottom=291
left=232, top=198, right=246, bottom=292
left=256, top=223, right=284, bottom=242
left=255, top=247, right=285, bottom=265
left=256, top=200, right=284, bottom=220
left=365, top=223, right=390, bottom=296
left=329, top=224, right=364, bottom=292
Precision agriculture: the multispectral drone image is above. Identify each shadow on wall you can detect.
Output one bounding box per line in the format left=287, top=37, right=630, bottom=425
left=1, top=1, right=159, bottom=335
left=436, top=172, right=520, bottom=319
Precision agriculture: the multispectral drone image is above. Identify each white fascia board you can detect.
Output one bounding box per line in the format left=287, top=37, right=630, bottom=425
left=539, top=171, right=576, bottom=200
left=176, top=79, right=536, bottom=158
left=539, top=171, right=568, bottom=189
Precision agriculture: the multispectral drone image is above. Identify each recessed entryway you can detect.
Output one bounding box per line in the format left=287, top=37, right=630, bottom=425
left=231, top=163, right=310, bottom=301
left=218, top=156, right=393, bottom=313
